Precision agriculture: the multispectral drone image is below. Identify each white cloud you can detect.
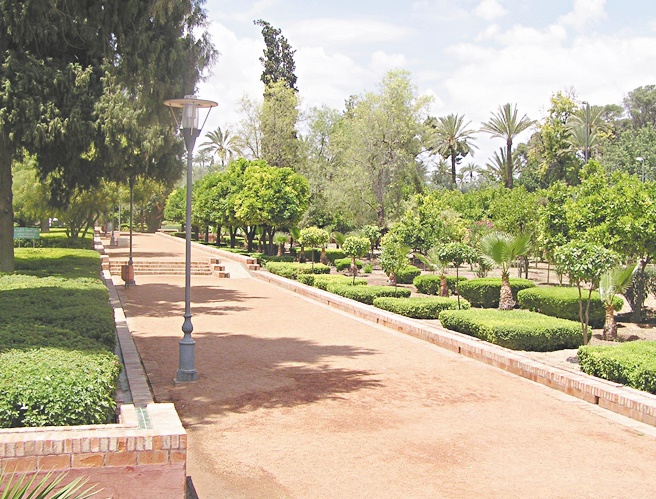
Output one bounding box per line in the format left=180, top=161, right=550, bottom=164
left=474, top=0, right=508, bottom=22
left=207, top=0, right=278, bottom=23
left=411, top=0, right=469, bottom=22
left=369, top=51, right=408, bottom=76
left=287, top=19, right=411, bottom=47
left=558, top=0, right=607, bottom=30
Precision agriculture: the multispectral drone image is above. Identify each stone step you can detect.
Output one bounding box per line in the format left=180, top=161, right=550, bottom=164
left=213, top=271, right=230, bottom=278
left=247, top=264, right=260, bottom=271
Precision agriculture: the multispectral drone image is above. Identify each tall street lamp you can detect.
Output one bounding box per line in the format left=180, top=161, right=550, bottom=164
left=582, top=101, right=590, bottom=163
left=637, top=156, right=645, bottom=182
left=164, top=95, right=217, bottom=382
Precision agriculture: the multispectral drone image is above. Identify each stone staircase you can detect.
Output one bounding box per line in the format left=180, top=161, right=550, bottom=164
left=107, top=257, right=231, bottom=278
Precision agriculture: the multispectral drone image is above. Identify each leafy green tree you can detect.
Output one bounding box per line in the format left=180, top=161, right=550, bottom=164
left=426, top=114, right=477, bottom=186
left=481, top=103, right=534, bottom=189
left=361, top=225, right=382, bottom=260
left=480, top=232, right=531, bottom=310
left=435, top=242, right=477, bottom=308
left=254, top=19, right=298, bottom=91
left=0, top=0, right=215, bottom=272
left=380, top=233, right=410, bottom=290
left=539, top=181, right=573, bottom=283
left=599, top=266, right=635, bottom=340
left=261, top=81, right=301, bottom=169
left=623, top=85, right=656, bottom=129
left=553, top=241, right=619, bottom=344
left=234, top=94, right=263, bottom=159
left=334, top=70, right=431, bottom=226
left=164, top=187, right=187, bottom=230
left=298, top=227, right=329, bottom=269
left=342, top=236, right=369, bottom=284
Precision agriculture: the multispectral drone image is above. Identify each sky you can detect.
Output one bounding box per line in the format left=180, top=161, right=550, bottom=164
left=197, top=0, right=656, bottom=166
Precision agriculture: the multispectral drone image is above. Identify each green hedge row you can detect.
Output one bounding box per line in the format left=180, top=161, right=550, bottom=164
left=298, top=274, right=367, bottom=289
left=517, top=286, right=623, bottom=328
left=413, top=275, right=468, bottom=296
left=578, top=342, right=656, bottom=394
left=0, top=348, right=120, bottom=428
left=458, top=278, right=536, bottom=308
left=373, top=296, right=470, bottom=319
left=327, top=285, right=411, bottom=305
left=334, top=258, right=363, bottom=271
left=395, top=265, right=422, bottom=284
left=438, top=309, right=583, bottom=351
left=265, top=261, right=331, bottom=279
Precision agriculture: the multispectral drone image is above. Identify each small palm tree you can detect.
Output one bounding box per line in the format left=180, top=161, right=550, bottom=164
left=200, top=126, right=243, bottom=168
left=483, top=148, right=521, bottom=186
left=273, top=231, right=289, bottom=256
left=480, top=232, right=531, bottom=310
left=481, top=103, right=533, bottom=189
left=416, top=247, right=449, bottom=297
left=599, top=266, right=635, bottom=340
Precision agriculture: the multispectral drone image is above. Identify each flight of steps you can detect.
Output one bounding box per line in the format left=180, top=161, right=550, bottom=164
left=108, top=257, right=231, bottom=278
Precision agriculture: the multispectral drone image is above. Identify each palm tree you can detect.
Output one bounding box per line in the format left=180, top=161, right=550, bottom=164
left=416, top=247, right=450, bottom=297
left=200, top=127, right=243, bottom=168
left=427, top=114, right=477, bottom=186
left=273, top=231, right=289, bottom=256
left=566, top=107, right=605, bottom=160
left=480, top=232, right=531, bottom=310
left=481, top=104, right=534, bottom=189
left=460, top=162, right=480, bottom=183
left=483, top=147, right=521, bottom=186
left=599, top=266, right=635, bottom=340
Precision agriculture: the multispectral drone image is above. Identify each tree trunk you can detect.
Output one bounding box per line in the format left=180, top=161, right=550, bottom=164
left=450, top=154, right=457, bottom=186
left=439, top=274, right=449, bottom=297
left=577, top=284, right=589, bottom=345
left=40, top=219, right=50, bottom=233
left=505, top=140, right=513, bottom=189
left=602, top=304, right=618, bottom=341
left=350, top=256, right=358, bottom=284
left=498, top=271, right=515, bottom=310
left=0, top=133, right=15, bottom=272
left=320, top=245, right=328, bottom=265
left=629, top=258, right=648, bottom=322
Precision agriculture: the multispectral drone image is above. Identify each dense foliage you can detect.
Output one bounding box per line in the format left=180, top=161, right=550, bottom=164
left=373, top=296, right=469, bottom=319
left=439, top=309, right=583, bottom=351
left=578, top=342, right=656, bottom=394
left=327, top=285, right=411, bottom=305
left=458, top=278, right=536, bottom=308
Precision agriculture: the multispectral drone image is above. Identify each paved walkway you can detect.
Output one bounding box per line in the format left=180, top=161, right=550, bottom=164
left=106, top=233, right=656, bottom=498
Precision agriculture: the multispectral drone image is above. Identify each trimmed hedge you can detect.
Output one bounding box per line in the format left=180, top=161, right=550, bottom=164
left=578, top=342, right=656, bottom=394
left=334, top=258, right=363, bottom=271
left=373, top=296, right=470, bottom=319
left=395, top=265, right=422, bottom=284
left=298, top=274, right=367, bottom=289
left=517, top=286, right=623, bottom=328
left=0, top=348, right=120, bottom=428
left=327, top=285, right=411, bottom=305
left=438, top=308, right=583, bottom=351
left=265, top=261, right=331, bottom=279
left=458, top=278, right=536, bottom=308
left=250, top=253, right=295, bottom=264
left=413, top=275, right=468, bottom=296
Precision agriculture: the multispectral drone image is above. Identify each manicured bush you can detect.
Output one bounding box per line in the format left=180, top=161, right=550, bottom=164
left=251, top=253, right=295, bottom=264
left=578, top=341, right=656, bottom=394
left=373, top=296, right=470, bottom=319
left=413, top=274, right=468, bottom=295
left=325, top=249, right=346, bottom=264
left=335, top=258, right=363, bottom=272
left=305, top=274, right=367, bottom=290
left=395, top=265, right=422, bottom=285
left=13, top=229, right=93, bottom=250
left=517, top=286, right=623, bottom=328
left=0, top=348, right=120, bottom=428
left=327, top=284, right=410, bottom=305
left=458, top=278, right=536, bottom=308
left=438, top=308, right=582, bottom=351
left=362, top=263, right=373, bottom=274
left=265, top=261, right=330, bottom=279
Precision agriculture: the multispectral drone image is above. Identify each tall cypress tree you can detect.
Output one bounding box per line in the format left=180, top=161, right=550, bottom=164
left=254, top=19, right=298, bottom=91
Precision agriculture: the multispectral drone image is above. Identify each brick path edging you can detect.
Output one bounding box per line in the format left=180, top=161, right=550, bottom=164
left=253, top=270, right=656, bottom=428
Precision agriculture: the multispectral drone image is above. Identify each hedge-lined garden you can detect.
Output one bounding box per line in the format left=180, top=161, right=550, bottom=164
left=0, top=247, right=120, bottom=428
left=373, top=296, right=469, bottom=319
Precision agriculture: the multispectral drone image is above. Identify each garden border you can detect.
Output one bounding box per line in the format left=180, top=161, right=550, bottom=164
left=253, top=270, right=656, bottom=428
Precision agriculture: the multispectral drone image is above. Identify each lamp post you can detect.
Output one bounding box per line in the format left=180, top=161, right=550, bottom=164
left=637, top=157, right=645, bottom=182
left=164, top=95, right=217, bottom=382
left=582, top=101, right=590, bottom=163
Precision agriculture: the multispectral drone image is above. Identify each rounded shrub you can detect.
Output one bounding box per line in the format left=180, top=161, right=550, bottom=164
left=438, top=308, right=583, bottom=351
left=413, top=275, right=468, bottom=295
left=395, top=265, right=422, bottom=284
left=458, top=278, right=536, bottom=308
left=335, top=258, right=363, bottom=272
left=312, top=274, right=367, bottom=290
left=265, top=262, right=331, bottom=279
left=517, top=286, right=623, bottom=328
left=325, top=249, right=346, bottom=264
left=373, top=296, right=470, bottom=319
left=327, top=284, right=411, bottom=305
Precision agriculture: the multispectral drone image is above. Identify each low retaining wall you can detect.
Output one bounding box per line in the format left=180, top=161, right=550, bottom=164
left=0, top=404, right=186, bottom=498
left=155, top=231, right=258, bottom=266
left=254, top=270, right=656, bottom=428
